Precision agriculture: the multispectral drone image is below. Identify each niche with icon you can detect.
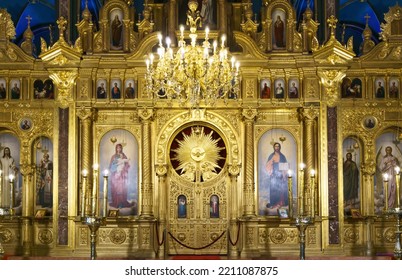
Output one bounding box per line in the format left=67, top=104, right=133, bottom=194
left=258, top=128, right=297, bottom=216
left=374, top=131, right=402, bottom=214
left=98, top=129, right=138, bottom=216
left=0, top=133, right=21, bottom=214
left=35, top=136, right=54, bottom=213
left=342, top=137, right=361, bottom=217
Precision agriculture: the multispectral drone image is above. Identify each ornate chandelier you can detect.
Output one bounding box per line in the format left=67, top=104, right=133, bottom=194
left=145, top=0, right=240, bottom=106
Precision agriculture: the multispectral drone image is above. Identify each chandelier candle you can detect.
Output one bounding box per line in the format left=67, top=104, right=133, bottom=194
left=145, top=17, right=240, bottom=106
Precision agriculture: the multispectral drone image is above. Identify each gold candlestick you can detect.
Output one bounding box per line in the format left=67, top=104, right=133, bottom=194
left=287, top=170, right=293, bottom=218
left=92, top=164, right=99, bottom=216
left=81, top=169, right=88, bottom=218
left=396, top=167, right=400, bottom=208
left=383, top=173, right=389, bottom=211
left=102, top=170, right=109, bottom=218
left=310, top=170, right=316, bottom=217
left=299, top=163, right=305, bottom=216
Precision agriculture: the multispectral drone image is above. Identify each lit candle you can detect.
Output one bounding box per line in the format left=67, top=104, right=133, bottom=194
left=149, top=53, right=154, bottom=65
left=396, top=166, right=400, bottom=208
left=287, top=170, right=293, bottom=218
left=102, top=170, right=109, bottom=218
left=9, top=174, right=15, bottom=211
left=213, top=40, right=217, bottom=53
left=0, top=170, right=2, bottom=207
left=180, top=25, right=184, bottom=38
left=92, top=164, right=99, bottom=216
left=383, top=173, right=389, bottom=211
left=205, top=27, right=209, bottom=40
left=146, top=59, right=150, bottom=70
left=81, top=169, right=88, bottom=218
left=299, top=163, right=305, bottom=215
left=235, top=61, right=240, bottom=72
left=157, top=33, right=162, bottom=46
left=221, top=35, right=226, bottom=48
left=166, top=37, right=171, bottom=49
left=310, top=169, right=316, bottom=217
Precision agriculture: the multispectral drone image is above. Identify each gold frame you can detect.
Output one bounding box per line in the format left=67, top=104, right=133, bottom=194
left=108, top=209, right=119, bottom=217
left=35, top=209, right=47, bottom=218
left=277, top=207, right=289, bottom=218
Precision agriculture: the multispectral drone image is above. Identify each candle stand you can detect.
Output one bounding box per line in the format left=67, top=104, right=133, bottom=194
left=79, top=165, right=109, bottom=260
left=0, top=207, right=12, bottom=258
left=383, top=208, right=402, bottom=260
left=81, top=215, right=106, bottom=260
left=293, top=215, right=314, bottom=260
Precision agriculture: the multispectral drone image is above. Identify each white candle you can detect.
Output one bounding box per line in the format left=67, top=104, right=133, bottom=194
left=92, top=164, right=99, bottom=216
left=0, top=170, right=2, bottom=207
left=9, top=174, right=15, bottom=210
left=102, top=170, right=109, bottom=218
left=310, top=169, right=316, bottom=216
left=383, top=173, right=389, bottom=211
left=158, top=33, right=162, bottom=46
left=299, top=163, right=305, bottom=215
left=287, top=170, right=293, bottom=218
left=81, top=169, right=88, bottom=218
left=395, top=166, right=400, bottom=208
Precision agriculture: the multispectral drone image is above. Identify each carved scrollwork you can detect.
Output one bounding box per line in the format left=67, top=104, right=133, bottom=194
left=269, top=228, right=287, bottom=244
left=344, top=227, right=359, bottom=243
left=109, top=228, right=127, bottom=244
left=38, top=229, right=53, bottom=244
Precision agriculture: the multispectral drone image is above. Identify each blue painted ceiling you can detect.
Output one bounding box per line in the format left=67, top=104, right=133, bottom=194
left=0, top=0, right=399, bottom=56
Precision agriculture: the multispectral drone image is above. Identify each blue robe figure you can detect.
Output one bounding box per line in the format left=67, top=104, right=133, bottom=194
left=265, top=142, right=289, bottom=208
left=178, top=195, right=187, bottom=218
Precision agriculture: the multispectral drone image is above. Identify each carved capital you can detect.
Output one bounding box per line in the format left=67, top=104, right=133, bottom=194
left=361, top=161, right=376, bottom=176
left=49, top=71, right=78, bottom=108
left=155, top=164, right=167, bottom=177
left=317, top=69, right=346, bottom=107
left=77, top=106, right=96, bottom=121
left=242, top=108, right=257, bottom=121
left=228, top=163, right=241, bottom=177
left=299, top=107, right=319, bottom=122
left=138, top=108, right=154, bottom=121
left=19, top=164, right=35, bottom=177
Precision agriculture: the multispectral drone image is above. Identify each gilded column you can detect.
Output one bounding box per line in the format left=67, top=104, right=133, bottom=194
left=77, top=107, right=95, bottom=216
left=155, top=164, right=167, bottom=259
left=139, top=108, right=154, bottom=217
left=49, top=71, right=77, bottom=245
left=242, top=108, right=257, bottom=217
left=20, top=163, right=34, bottom=257
left=361, top=160, right=376, bottom=256
left=299, top=107, right=319, bottom=216
left=228, top=164, right=240, bottom=258
left=168, top=0, right=177, bottom=46
left=218, top=0, right=227, bottom=36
